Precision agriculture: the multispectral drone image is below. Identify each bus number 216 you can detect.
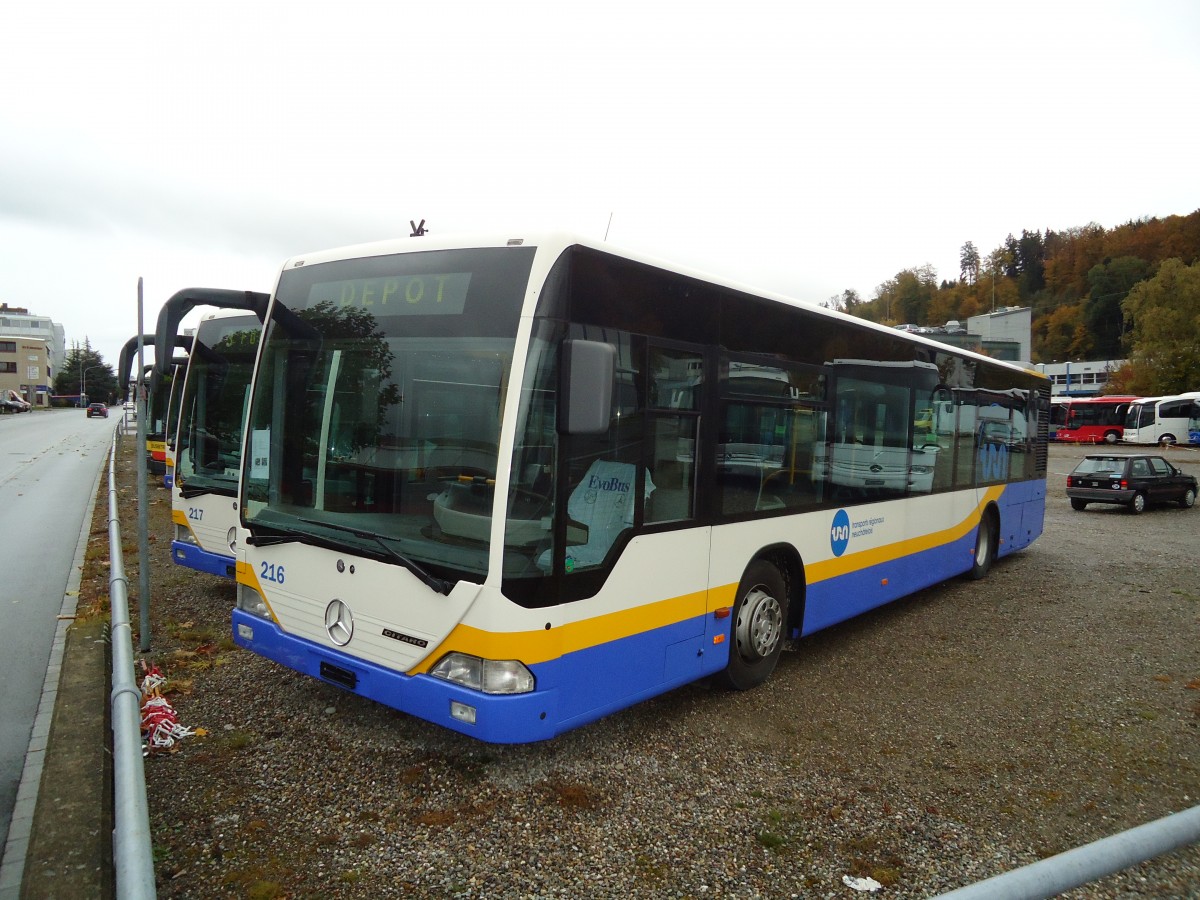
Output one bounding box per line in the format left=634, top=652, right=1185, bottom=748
left=260, top=562, right=285, bottom=584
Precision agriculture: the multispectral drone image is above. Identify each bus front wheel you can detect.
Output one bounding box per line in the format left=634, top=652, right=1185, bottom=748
left=968, top=510, right=999, bottom=580
left=720, top=560, right=788, bottom=691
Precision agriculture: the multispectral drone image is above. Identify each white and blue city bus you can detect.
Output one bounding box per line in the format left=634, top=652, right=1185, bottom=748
left=170, top=308, right=265, bottom=577
left=232, top=232, right=1048, bottom=743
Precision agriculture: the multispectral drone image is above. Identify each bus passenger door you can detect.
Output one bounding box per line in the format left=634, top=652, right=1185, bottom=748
left=645, top=345, right=709, bottom=683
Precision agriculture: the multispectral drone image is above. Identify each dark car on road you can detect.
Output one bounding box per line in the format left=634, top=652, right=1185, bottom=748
left=86, top=402, right=108, bottom=418
left=1066, top=453, right=1197, bottom=514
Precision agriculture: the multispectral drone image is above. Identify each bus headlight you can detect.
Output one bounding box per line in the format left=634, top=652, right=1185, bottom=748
left=237, top=583, right=271, bottom=620
left=429, top=653, right=535, bottom=694
left=175, top=524, right=198, bottom=545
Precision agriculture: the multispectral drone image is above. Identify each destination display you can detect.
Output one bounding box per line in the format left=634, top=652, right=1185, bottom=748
left=306, top=272, right=472, bottom=315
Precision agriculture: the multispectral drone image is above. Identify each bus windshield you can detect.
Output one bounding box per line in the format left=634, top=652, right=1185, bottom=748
left=241, top=246, right=535, bottom=582
left=176, top=313, right=262, bottom=497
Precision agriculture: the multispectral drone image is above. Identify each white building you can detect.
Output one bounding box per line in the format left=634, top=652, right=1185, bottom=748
left=966, top=307, right=1032, bottom=363
left=1036, top=359, right=1126, bottom=397
left=0, top=303, right=66, bottom=407
left=0, top=304, right=66, bottom=371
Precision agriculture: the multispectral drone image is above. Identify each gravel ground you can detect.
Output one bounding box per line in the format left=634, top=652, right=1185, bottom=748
left=103, top=440, right=1199, bottom=899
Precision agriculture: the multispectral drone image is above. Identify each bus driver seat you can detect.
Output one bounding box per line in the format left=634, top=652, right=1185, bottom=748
left=539, top=459, right=655, bottom=572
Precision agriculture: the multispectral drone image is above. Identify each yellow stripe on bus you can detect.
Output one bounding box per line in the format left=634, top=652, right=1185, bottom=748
left=806, top=486, right=1004, bottom=583
left=247, top=488, right=1004, bottom=674
left=414, top=488, right=1004, bottom=672
left=408, top=589, right=709, bottom=673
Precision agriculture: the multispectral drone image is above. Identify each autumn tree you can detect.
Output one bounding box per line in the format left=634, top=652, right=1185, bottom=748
left=1034, top=303, right=1092, bottom=362
left=874, top=265, right=938, bottom=325
left=824, top=289, right=862, bottom=315
left=1016, top=230, right=1046, bottom=298
left=959, top=242, right=980, bottom=285
left=1121, top=257, right=1200, bottom=394
left=1083, top=256, right=1148, bottom=358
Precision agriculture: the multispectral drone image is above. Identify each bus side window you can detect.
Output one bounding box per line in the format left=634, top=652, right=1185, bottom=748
left=646, top=347, right=702, bottom=524
left=557, top=329, right=646, bottom=573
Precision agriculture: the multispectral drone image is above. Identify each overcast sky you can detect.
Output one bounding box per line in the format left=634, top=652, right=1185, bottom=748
left=2, top=0, right=1198, bottom=372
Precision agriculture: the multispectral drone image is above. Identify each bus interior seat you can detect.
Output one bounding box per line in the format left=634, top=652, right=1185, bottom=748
left=537, top=460, right=655, bottom=571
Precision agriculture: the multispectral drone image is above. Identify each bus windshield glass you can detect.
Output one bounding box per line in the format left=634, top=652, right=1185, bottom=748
left=176, top=313, right=263, bottom=496
left=241, top=246, right=535, bottom=581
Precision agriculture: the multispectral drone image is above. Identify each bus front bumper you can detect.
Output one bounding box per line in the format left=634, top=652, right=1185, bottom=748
left=231, top=609, right=562, bottom=744
left=172, top=540, right=236, bottom=579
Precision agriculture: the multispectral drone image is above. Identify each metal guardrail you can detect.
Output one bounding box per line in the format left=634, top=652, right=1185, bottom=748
left=935, top=804, right=1200, bottom=899
left=107, top=431, right=156, bottom=898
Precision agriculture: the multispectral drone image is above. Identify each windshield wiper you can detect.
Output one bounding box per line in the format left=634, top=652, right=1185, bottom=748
left=356, top=531, right=455, bottom=596
left=285, top=518, right=454, bottom=596
left=245, top=521, right=304, bottom=547
left=179, top=481, right=236, bottom=500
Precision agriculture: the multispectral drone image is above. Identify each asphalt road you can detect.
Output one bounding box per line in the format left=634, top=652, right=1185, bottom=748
left=0, top=408, right=116, bottom=850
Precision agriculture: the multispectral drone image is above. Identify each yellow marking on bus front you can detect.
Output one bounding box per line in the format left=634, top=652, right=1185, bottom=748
left=235, top=560, right=280, bottom=623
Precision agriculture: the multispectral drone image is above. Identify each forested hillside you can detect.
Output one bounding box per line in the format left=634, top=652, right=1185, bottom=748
left=831, top=209, right=1200, bottom=394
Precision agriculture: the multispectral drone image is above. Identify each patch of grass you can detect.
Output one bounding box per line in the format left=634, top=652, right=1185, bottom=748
left=1033, top=789, right=1064, bottom=806
left=168, top=621, right=217, bottom=644
left=871, top=866, right=902, bottom=887
left=219, top=858, right=289, bottom=899
left=549, top=781, right=602, bottom=810
left=215, top=730, right=255, bottom=752
left=633, top=853, right=666, bottom=881
left=757, top=830, right=786, bottom=851
left=843, top=834, right=905, bottom=887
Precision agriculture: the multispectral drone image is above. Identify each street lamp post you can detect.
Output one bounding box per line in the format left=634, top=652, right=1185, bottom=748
left=81, top=364, right=104, bottom=407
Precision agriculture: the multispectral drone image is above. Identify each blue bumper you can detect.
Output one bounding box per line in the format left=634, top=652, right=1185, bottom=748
left=232, top=610, right=566, bottom=743
left=171, top=540, right=236, bottom=579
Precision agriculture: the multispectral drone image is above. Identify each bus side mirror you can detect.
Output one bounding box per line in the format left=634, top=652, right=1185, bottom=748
left=560, top=339, right=615, bottom=435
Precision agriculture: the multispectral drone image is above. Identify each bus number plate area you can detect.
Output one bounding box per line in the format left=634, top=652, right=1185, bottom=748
left=320, top=661, right=358, bottom=690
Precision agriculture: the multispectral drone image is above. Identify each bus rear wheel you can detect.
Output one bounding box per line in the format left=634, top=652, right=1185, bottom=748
left=719, top=560, right=788, bottom=691
left=967, top=509, right=999, bottom=580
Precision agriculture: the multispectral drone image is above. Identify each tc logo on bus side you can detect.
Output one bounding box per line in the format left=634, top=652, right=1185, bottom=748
left=830, top=509, right=851, bottom=557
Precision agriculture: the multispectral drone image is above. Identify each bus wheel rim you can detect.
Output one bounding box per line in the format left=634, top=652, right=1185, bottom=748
left=976, top=519, right=991, bottom=566
left=737, top=587, right=782, bottom=660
